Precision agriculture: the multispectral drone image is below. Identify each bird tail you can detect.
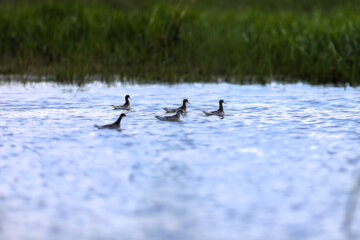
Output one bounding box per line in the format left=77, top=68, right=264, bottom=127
left=94, top=125, right=102, bottom=129
left=203, top=111, right=211, bottom=116
left=163, top=108, right=175, bottom=113
left=112, top=105, right=123, bottom=110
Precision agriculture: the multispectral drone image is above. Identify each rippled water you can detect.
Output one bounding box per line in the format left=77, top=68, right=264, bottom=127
left=0, top=82, right=360, bottom=240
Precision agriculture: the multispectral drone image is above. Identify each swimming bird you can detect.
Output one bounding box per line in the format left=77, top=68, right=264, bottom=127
left=163, top=99, right=190, bottom=113
left=156, top=109, right=185, bottom=122
left=95, top=113, right=126, bottom=129
left=203, top=99, right=227, bottom=117
left=111, top=95, right=131, bottom=110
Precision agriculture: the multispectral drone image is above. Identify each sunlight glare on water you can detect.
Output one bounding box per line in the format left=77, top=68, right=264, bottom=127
left=0, top=82, right=360, bottom=240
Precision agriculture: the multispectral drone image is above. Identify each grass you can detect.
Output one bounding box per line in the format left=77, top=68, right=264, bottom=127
left=0, top=0, right=360, bottom=85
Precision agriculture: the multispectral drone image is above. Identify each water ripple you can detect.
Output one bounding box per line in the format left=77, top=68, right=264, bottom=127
left=0, top=82, right=359, bottom=240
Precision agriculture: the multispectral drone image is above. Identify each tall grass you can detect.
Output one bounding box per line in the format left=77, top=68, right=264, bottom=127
left=0, top=1, right=360, bottom=85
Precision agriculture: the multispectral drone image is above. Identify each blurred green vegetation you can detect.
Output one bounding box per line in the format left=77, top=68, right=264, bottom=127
left=0, top=0, right=360, bottom=85
left=1, top=0, right=357, bottom=11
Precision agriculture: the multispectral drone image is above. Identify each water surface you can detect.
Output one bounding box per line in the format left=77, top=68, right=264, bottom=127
left=0, top=82, right=359, bottom=240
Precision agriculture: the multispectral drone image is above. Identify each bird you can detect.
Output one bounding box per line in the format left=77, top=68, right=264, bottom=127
left=203, top=99, right=227, bottom=117
left=163, top=99, right=190, bottom=113
left=156, top=109, right=185, bottom=122
left=95, top=113, right=126, bottom=129
left=111, top=95, right=131, bottom=110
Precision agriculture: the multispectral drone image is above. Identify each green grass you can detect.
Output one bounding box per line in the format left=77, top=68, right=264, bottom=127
left=1, top=0, right=360, bottom=85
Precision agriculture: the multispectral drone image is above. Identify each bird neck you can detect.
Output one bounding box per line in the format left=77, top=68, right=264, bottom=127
left=125, top=98, right=130, bottom=105
left=115, top=115, right=123, bottom=125
left=182, top=101, right=187, bottom=110
left=218, top=102, right=224, bottom=111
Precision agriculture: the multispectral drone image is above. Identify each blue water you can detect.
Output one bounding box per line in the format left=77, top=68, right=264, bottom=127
left=0, top=82, right=359, bottom=240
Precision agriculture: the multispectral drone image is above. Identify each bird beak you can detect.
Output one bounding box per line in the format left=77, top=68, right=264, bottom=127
left=224, top=101, right=227, bottom=104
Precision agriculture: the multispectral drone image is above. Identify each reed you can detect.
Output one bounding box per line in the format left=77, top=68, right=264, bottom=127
left=0, top=0, right=359, bottom=85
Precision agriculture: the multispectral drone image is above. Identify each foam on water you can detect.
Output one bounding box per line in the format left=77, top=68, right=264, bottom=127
left=0, top=82, right=359, bottom=240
